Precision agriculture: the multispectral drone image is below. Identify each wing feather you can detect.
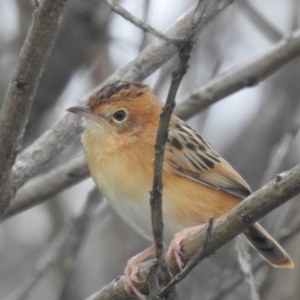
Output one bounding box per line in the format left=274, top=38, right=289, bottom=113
left=165, top=117, right=251, bottom=199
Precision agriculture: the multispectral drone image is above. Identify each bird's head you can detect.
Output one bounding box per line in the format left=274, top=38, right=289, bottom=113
left=67, top=80, right=162, bottom=140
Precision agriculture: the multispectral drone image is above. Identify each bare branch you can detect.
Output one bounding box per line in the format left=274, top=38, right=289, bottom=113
left=104, top=0, right=182, bottom=45
left=0, top=0, right=67, bottom=213
left=2, top=154, right=89, bottom=221
left=149, top=2, right=209, bottom=295
left=149, top=42, right=192, bottom=298
left=175, top=28, right=300, bottom=120
left=4, top=187, right=101, bottom=300
left=12, top=114, right=84, bottom=191
left=213, top=116, right=300, bottom=299
left=83, top=163, right=300, bottom=300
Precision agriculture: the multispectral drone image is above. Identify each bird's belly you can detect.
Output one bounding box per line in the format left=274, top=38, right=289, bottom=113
left=105, top=187, right=154, bottom=241
left=102, top=186, right=186, bottom=244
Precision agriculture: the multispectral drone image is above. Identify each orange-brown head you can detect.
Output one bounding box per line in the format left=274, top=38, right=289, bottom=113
left=67, top=80, right=163, bottom=139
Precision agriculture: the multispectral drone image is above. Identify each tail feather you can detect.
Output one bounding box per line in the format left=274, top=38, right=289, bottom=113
left=243, top=223, right=294, bottom=268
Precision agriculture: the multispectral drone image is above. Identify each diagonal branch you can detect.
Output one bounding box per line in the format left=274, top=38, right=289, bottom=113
left=104, top=0, right=182, bottom=45
left=175, top=28, right=300, bottom=120
left=209, top=115, right=300, bottom=300
left=83, top=163, right=300, bottom=300
left=12, top=114, right=84, bottom=191
left=0, top=0, right=67, bottom=214
left=2, top=154, right=89, bottom=221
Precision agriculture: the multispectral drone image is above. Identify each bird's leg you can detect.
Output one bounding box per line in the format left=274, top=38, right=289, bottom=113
left=167, top=224, right=206, bottom=268
left=124, top=245, right=156, bottom=299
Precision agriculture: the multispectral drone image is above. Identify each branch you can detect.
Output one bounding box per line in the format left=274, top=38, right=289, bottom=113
left=12, top=114, right=84, bottom=191
left=83, top=163, right=300, bottom=300
left=149, top=41, right=191, bottom=299
left=8, top=0, right=233, bottom=207
left=104, top=0, right=182, bottom=45
left=0, top=0, right=67, bottom=213
left=174, top=28, right=300, bottom=120
left=149, top=2, right=209, bottom=296
left=210, top=116, right=300, bottom=299
left=2, top=154, right=89, bottom=221
left=4, top=187, right=101, bottom=300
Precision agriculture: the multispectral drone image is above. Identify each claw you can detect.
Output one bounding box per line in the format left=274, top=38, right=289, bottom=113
left=123, top=245, right=156, bottom=299
left=167, top=224, right=207, bottom=269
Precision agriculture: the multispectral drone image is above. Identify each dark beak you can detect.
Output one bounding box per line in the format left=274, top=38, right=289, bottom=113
left=67, top=105, right=99, bottom=121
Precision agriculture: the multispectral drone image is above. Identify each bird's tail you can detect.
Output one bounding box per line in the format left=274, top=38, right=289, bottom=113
left=243, top=222, right=294, bottom=268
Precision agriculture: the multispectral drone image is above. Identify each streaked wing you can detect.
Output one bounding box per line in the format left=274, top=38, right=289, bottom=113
left=165, top=117, right=251, bottom=199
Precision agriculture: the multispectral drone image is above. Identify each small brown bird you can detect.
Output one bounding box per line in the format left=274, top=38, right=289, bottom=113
left=68, top=80, right=293, bottom=298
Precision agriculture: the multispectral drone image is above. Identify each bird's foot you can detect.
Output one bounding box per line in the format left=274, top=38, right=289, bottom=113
left=124, top=245, right=156, bottom=299
left=167, top=224, right=206, bottom=269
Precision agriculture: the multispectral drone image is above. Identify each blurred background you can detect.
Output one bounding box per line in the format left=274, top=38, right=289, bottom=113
left=0, top=0, right=300, bottom=299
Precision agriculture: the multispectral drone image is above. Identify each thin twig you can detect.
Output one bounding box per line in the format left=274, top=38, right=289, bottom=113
left=83, top=163, right=300, bottom=300
left=149, top=38, right=191, bottom=300
left=160, top=217, right=214, bottom=297
left=149, top=2, right=209, bottom=297
left=0, top=0, right=67, bottom=214
left=104, top=0, right=182, bottom=45
left=4, top=187, right=101, bottom=300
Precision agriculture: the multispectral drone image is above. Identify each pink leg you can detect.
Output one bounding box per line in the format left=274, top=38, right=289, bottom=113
left=167, top=224, right=206, bottom=269
left=124, top=245, right=156, bottom=299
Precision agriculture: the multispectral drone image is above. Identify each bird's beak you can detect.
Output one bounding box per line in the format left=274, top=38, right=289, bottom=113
left=67, top=105, right=100, bottom=121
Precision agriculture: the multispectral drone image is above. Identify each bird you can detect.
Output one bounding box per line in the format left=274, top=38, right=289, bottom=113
left=67, top=80, right=293, bottom=298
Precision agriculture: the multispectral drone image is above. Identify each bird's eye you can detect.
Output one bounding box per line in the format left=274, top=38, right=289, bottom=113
left=113, top=110, right=127, bottom=123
